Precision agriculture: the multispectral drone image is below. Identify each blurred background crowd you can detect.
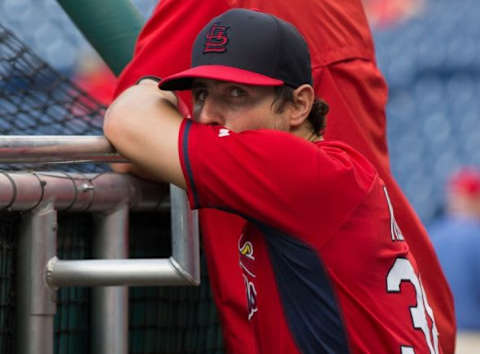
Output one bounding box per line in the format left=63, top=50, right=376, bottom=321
left=2, top=0, right=480, bottom=349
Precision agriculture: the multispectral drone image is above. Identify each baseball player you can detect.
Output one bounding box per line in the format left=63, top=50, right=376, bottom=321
left=112, top=1, right=455, bottom=353
left=105, top=9, right=444, bottom=353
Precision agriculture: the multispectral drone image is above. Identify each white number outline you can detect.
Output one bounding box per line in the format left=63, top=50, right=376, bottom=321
left=386, top=258, right=439, bottom=354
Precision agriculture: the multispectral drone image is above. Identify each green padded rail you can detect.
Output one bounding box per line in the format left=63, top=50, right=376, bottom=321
left=56, top=0, right=144, bottom=76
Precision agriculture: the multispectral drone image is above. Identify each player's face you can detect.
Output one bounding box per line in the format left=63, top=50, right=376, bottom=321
left=191, top=79, right=290, bottom=132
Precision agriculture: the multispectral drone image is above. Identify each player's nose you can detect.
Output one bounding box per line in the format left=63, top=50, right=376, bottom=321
left=195, top=97, right=224, bottom=126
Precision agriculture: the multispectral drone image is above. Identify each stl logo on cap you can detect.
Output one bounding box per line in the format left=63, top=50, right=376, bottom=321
left=204, top=23, right=229, bottom=53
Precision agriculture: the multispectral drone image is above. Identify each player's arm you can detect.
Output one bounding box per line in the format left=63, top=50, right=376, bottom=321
left=103, top=79, right=186, bottom=189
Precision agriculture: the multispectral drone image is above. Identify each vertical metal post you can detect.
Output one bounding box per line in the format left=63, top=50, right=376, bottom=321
left=170, top=184, right=200, bottom=284
left=91, top=204, right=129, bottom=354
left=16, top=202, right=57, bottom=354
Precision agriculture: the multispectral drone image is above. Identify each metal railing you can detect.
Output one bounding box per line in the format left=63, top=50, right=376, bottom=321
left=0, top=136, right=200, bottom=354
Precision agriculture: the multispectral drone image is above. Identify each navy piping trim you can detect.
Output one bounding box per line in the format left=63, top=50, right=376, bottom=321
left=182, top=120, right=200, bottom=209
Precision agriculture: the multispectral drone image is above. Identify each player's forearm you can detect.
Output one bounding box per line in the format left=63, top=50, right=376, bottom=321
left=103, top=81, right=186, bottom=188
left=109, top=162, right=161, bottom=182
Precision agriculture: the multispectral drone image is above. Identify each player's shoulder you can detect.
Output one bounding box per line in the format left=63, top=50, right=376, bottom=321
left=316, top=140, right=379, bottom=188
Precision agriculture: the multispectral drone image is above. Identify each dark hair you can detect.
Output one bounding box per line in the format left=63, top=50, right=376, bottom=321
left=272, top=85, right=328, bottom=136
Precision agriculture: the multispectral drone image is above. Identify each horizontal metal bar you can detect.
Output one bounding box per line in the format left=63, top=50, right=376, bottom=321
left=0, top=135, right=126, bottom=163
left=46, top=257, right=198, bottom=287
left=0, top=172, right=168, bottom=211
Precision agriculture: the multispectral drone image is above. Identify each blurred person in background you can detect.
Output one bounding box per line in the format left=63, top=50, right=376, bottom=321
left=73, top=49, right=116, bottom=106
left=361, top=0, right=426, bottom=28
left=112, top=1, right=456, bottom=353
left=429, top=167, right=480, bottom=353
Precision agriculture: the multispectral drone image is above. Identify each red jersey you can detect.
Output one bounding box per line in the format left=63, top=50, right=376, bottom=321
left=178, top=119, right=441, bottom=354
left=114, top=1, right=455, bottom=352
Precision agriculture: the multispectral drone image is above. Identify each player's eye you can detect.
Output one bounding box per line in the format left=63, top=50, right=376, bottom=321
left=228, top=86, right=247, bottom=98
left=193, top=88, right=208, bottom=103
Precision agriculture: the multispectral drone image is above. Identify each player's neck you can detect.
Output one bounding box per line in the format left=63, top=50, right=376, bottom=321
left=291, top=123, right=322, bottom=143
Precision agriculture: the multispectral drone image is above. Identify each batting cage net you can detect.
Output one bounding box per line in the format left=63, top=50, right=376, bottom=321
left=0, top=23, right=224, bottom=354
left=0, top=23, right=107, bottom=172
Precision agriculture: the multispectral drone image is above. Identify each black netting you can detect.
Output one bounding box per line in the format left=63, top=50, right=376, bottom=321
left=54, top=213, right=92, bottom=354
left=0, top=23, right=108, bottom=173
left=0, top=211, right=225, bottom=354
left=129, top=257, right=224, bottom=354
left=129, top=213, right=224, bottom=354
left=0, top=213, right=18, bottom=354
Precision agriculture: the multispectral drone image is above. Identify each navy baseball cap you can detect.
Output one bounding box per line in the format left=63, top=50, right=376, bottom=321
left=159, top=8, right=312, bottom=90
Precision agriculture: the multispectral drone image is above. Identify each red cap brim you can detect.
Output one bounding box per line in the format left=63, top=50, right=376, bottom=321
left=158, top=65, right=284, bottom=91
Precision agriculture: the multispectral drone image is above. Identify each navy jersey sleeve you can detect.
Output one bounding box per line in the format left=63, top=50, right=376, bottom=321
left=178, top=119, right=376, bottom=242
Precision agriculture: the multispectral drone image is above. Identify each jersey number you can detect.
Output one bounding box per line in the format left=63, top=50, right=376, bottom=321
left=386, top=258, right=439, bottom=354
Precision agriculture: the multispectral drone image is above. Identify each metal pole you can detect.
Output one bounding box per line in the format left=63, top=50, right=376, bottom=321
left=47, top=186, right=200, bottom=287
left=16, top=202, right=57, bottom=354
left=0, top=172, right=168, bottom=211
left=92, top=204, right=129, bottom=354
left=170, top=184, right=200, bottom=285
left=46, top=258, right=195, bottom=286
left=0, top=135, right=125, bottom=163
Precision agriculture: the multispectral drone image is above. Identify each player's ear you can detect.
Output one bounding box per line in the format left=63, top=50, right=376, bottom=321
left=288, top=84, right=315, bottom=128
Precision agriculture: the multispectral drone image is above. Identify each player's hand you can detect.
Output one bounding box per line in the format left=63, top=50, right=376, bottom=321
left=136, top=77, right=178, bottom=107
